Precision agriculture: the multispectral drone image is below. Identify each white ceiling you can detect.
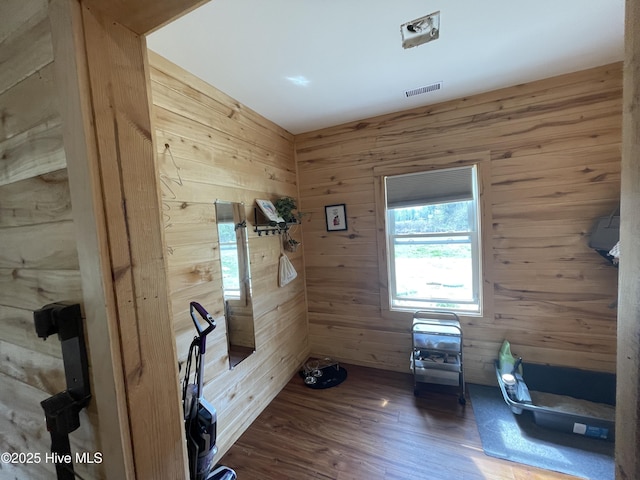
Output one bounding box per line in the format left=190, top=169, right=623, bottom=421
left=147, top=0, right=625, bottom=135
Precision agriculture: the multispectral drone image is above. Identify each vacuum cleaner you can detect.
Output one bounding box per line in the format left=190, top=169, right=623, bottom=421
left=183, top=302, right=237, bottom=480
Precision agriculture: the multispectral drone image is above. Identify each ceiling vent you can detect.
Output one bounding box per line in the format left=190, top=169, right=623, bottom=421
left=401, top=11, right=440, bottom=49
left=404, top=82, right=443, bottom=98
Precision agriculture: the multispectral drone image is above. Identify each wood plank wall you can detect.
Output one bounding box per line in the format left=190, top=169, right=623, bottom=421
left=0, top=1, right=100, bottom=478
left=148, top=51, right=309, bottom=460
left=295, top=63, right=622, bottom=385
left=617, top=2, right=640, bottom=475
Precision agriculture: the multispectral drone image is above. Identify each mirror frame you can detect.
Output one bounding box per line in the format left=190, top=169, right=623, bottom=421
left=215, top=200, right=255, bottom=368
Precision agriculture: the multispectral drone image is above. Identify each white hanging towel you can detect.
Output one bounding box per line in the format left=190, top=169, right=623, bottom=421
left=279, top=253, right=297, bottom=287
left=609, top=240, right=620, bottom=264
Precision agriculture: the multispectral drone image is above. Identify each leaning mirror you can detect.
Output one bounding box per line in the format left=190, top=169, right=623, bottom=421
left=215, top=201, right=255, bottom=368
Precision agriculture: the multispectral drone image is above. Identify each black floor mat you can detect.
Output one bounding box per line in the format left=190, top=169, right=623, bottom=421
left=299, top=365, right=347, bottom=389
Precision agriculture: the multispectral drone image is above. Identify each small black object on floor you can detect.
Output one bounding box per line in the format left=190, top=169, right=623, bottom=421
left=299, top=364, right=347, bottom=389
left=469, top=383, right=614, bottom=480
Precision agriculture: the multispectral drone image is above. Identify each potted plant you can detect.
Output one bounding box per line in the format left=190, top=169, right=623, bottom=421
left=274, top=196, right=299, bottom=223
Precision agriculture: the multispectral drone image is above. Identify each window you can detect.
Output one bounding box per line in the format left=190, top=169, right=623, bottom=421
left=215, top=202, right=249, bottom=303
left=384, top=165, right=481, bottom=313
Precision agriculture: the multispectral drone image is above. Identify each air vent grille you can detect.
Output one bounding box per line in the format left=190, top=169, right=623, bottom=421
left=405, top=81, right=443, bottom=98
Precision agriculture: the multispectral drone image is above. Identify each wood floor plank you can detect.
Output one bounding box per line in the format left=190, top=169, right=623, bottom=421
left=221, top=364, right=579, bottom=480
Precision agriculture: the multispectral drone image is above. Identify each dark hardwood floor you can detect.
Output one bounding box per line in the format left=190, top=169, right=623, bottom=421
left=220, top=363, right=579, bottom=480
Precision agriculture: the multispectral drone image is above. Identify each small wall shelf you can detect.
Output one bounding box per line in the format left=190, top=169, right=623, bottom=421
left=253, top=208, right=298, bottom=236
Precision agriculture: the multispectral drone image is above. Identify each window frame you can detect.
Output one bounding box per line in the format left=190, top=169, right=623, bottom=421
left=373, top=153, right=493, bottom=320
left=387, top=178, right=480, bottom=311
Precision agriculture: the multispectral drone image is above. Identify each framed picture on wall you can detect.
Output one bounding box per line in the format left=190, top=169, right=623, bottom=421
left=325, top=204, right=348, bottom=231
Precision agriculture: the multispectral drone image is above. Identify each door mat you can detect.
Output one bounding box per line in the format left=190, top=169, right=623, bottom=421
left=469, top=383, right=614, bottom=480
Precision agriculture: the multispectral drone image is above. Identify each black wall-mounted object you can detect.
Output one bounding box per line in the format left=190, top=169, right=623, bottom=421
left=253, top=208, right=298, bottom=236
left=34, top=302, right=91, bottom=480
left=588, top=208, right=620, bottom=267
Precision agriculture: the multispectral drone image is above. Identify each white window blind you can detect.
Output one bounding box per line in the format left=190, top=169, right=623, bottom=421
left=386, top=166, right=473, bottom=209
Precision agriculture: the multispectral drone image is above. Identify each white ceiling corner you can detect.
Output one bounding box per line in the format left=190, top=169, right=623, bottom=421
left=147, top=0, right=625, bottom=135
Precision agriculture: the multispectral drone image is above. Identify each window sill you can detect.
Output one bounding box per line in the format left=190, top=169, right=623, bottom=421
left=382, top=307, right=484, bottom=323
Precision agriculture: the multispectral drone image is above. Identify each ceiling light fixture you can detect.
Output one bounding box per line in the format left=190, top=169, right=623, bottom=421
left=401, top=11, right=440, bottom=49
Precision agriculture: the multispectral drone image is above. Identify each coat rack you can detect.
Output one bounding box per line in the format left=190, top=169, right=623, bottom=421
left=253, top=208, right=298, bottom=236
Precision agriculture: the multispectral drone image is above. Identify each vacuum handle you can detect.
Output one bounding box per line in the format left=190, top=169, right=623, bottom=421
left=190, top=302, right=216, bottom=337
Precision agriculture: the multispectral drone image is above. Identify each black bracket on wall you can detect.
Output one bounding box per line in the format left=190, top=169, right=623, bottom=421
left=253, top=208, right=297, bottom=236
left=33, top=302, right=91, bottom=480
